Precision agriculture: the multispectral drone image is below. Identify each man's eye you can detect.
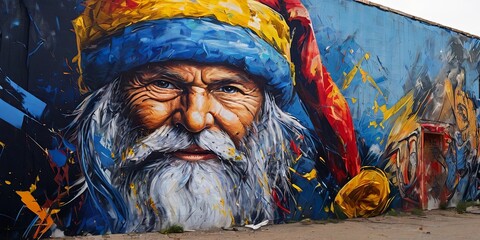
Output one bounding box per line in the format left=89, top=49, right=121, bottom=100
left=153, top=80, right=176, bottom=89
left=218, top=86, right=240, bottom=93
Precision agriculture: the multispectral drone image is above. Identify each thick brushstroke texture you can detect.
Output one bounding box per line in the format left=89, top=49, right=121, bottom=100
left=1, top=0, right=480, bottom=238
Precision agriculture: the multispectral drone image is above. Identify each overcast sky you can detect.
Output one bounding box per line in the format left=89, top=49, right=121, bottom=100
left=368, top=0, right=480, bottom=37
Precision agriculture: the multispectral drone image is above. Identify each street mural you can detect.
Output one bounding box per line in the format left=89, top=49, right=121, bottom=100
left=0, top=0, right=479, bottom=238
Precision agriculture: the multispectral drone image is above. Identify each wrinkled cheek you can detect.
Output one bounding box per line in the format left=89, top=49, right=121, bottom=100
left=127, top=102, right=173, bottom=130
left=226, top=108, right=257, bottom=139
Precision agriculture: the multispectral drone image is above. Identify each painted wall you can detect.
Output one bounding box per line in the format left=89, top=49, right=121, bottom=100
left=0, top=0, right=479, bottom=238
left=307, top=0, right=480, bottom=210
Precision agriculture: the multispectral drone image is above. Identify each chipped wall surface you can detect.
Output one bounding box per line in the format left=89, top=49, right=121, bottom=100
left=0, top=0, right=479, bottom=238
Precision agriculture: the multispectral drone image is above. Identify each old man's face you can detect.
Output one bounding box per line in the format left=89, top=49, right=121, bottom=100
left=121, top=61, right=264, bottom=148
left=74, top=60, right=306, bottom=232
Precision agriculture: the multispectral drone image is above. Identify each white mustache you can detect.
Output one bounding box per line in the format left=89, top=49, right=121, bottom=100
left=125, top=125, right=245, bottom=163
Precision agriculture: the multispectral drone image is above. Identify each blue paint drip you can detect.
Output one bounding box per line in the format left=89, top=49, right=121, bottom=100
left=27, top=40, right=45, bottom=58
left=63, top=138, right=77, bottom=151
left=55, top=17, right=60, bottom=31
left=4, top=76, right=46, bottom=119
left=0, top=99, right=25, bottom=129
left=94, top=135, right=114, bottom=168
left=48, top=149, right=67, bottom=167
left=0, top=143, right=4, bottom=158
left=10, top=19, right=20, bottom=28
left=23, top=215, right=40, bottom=239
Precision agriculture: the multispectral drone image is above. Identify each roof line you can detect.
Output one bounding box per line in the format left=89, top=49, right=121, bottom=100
left=355, top=0, right=480, bottom=39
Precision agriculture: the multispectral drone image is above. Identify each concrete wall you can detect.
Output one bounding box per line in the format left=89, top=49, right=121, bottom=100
left=309, top=0, right=480, bottom=210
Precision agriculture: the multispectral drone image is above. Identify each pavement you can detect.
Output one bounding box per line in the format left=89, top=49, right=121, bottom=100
left=57, top=207, right=480, bottom=240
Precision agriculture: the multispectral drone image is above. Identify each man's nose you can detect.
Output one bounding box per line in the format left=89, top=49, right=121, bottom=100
left=181, top=88, right=214, bottom=133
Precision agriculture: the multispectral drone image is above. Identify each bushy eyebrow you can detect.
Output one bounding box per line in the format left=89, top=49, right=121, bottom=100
left=135, top=66, right=185, bottom=83
left=209, top=73, right=252, bottom=84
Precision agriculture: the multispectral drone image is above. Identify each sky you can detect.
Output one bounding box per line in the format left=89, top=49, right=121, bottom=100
left=368, top=0, right=480, bottom=37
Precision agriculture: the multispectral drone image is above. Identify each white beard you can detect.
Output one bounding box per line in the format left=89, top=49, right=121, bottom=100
left=147, top=159, right=241, bottom=230
left=71, top=81, right=313, bottom=233
left=110, top=126, right=272, bottom=232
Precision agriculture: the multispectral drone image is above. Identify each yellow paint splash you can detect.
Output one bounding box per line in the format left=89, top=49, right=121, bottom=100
left=281, top=142, right=287, bottom=153
left=130, top=183, right=137, bottom=196
left=29, top=175, right=40, bottom=193
left=372, top=100, right=379, bottom=114
left=385, top=92, right=422, bottom=144
left=149, top=198, right=160, bottom=216
left=0, top=140, right=4, bottom=158
left=228, top=148, right=236, bottom=157
left=50, top=209, right=60, bottom=214
left=324, top=206, right=330, bottom=213
left=148, top=198, right=160, bottom=216
left=262, top=172, right=270, bottom=194
left=371, top=91, right=414, bottom=138
left=68, top=156, right=75, bottom=164
left=292, top=184, right=303, bottom=192
left=5, top=180, right=11, bottom=185
left=342, top=54, right=366, bottom=90
left=124, top=147, right=135, bottom=160
left=379, top=92, right=413, bottom=123
left=342, top=53, right=386, bottom=109
left=29, top=184, right=37, bottom=193
left=290, top=168, right=317, bottom=181
left=256, top=176, right=265, bottom=189
left=301, top=169, right=317, bottom=181
left=360, top=68, right=384, bottom=96
left=293, top=154, right=302, bottom=164
left=230, top=210, right=235, bottom=225
left=342, top=65, right=358, bottom=90
left=259, top=149, right=265, bottom=160
left=135, top=202, right=142, bottom=213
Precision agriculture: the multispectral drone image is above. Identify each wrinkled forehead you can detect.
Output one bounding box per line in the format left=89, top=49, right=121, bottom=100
left=122, top=61, right=264, bottom=87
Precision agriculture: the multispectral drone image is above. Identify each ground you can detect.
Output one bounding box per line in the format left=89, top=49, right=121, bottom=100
left=57, top=207, right=480, bottom=240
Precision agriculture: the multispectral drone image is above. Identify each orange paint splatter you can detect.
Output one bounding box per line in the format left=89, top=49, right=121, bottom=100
left=149, top=197, right=160, bottom=217
left=16, top=191, right=55, bottom=238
